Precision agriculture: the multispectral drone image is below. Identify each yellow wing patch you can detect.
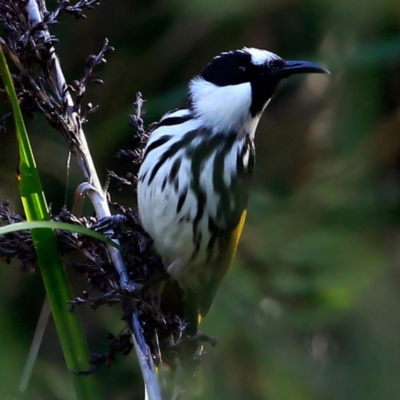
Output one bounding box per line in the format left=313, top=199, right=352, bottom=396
left=226, top=209, right=247, bottom=267
left=197, top=210, right=247, bottom=317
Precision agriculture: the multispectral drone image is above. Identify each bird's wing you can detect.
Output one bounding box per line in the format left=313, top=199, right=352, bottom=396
left=195, top=133, right=254, bottom=317
left=197, top=209, right=247, bottom=317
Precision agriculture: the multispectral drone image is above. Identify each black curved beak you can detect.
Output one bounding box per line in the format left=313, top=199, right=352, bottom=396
left=276, top=60, right=330, bottom=78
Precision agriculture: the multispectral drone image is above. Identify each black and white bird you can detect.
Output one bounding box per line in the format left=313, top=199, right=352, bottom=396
left=138, top=47, right=328, bottom=332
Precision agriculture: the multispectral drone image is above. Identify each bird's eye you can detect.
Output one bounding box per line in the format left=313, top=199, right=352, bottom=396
left=269, top=58, right=285, bottom=70
left=238, top=65, right=247, bottom=74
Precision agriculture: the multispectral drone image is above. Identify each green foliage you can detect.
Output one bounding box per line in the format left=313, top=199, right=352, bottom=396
left=0, top=48, right=102, bottom=399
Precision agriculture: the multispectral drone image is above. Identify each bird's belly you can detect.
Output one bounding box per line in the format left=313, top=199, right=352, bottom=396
left=138, top=169, right=212, bottom=288
left=137, top=133, right=245, bottom=293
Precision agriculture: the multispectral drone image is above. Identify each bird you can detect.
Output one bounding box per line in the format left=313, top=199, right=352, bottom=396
left=137, top=47, right=329, bottom=333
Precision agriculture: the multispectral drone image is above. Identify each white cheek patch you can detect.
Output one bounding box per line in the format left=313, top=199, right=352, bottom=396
left=189, top=78, right=252, bottom=133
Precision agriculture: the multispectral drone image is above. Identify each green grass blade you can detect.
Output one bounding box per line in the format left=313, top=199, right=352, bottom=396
left=0, top=220, right=122, bottom=250
left=0, top=47, right=103, bottom=399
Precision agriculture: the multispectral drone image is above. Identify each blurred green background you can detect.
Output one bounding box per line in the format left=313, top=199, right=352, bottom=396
left=1, top=0, right=400, bottom=398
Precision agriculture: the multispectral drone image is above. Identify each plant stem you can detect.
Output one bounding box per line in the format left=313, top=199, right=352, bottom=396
left=23, top=1, right=162, bottom=398
left=0, top=43, right=103, bottom=400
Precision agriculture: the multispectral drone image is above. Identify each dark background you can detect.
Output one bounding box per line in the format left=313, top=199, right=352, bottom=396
left=1, top=0, right=400, bottom=399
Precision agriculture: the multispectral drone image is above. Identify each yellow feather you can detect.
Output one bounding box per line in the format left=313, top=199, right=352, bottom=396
left=197, top=209, right=247, bottom=317
left=226, top=209, right=247, bottom=267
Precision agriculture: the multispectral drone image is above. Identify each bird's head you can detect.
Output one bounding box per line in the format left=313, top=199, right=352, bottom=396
left=188, top=47, right=329, bottom=136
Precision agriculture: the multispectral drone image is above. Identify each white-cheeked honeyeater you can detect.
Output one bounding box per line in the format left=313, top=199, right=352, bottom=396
left=138, top=47, right=329, bottom=333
